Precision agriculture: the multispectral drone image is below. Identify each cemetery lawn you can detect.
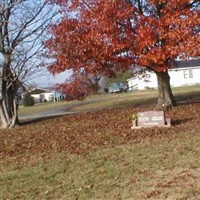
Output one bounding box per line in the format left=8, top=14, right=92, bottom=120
left=1, top=85, right=200, bottom=199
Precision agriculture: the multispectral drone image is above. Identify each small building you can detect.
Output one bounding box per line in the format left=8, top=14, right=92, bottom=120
left=22, top=88, right=65, bottom=103
left=127, top=60, right=200, bottom=91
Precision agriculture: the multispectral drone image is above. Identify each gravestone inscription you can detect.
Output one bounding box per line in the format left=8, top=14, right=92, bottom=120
left=131, top=111, right=171, bottom=129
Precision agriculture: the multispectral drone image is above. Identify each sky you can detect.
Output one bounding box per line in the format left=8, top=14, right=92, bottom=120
left=31, top=70, right=72, bottom=88
left=0, top=2, right=77, bottom=91
left=0, top=52, right=71, bottom=88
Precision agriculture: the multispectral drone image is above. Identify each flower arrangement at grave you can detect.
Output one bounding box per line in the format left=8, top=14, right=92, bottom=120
left=131, top=113, right=138, bottom=127
left=131, top=113, right=137, bottom=120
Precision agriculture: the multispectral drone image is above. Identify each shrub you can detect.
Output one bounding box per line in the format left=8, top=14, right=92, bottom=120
left=22, top=93, right=35, bottom=107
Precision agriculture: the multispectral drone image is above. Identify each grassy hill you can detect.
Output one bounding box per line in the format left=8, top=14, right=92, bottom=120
left=1, top=85, right=200, bottom=199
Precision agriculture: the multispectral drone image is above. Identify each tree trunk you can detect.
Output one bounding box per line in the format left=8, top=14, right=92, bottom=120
left=0, top=83, right=19, bottom=128
left=155, top=71, right=176, bottom=111
left=0, top=54, right=20, bottom=128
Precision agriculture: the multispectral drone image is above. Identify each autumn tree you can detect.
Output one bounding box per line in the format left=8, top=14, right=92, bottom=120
left=46, top=0, right=200, bottom=110
left=45, top=0, right=135, bottom=99
left=132, top=0, right=200, bottom=109
left=0, top=0, right=57, bottom=128
left=55, top=71, right=91, bottom=101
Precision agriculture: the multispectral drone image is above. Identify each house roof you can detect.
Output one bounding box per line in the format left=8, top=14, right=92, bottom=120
left=127, top=59, right=200, bottom=82
left=172, top=59, right=200, bottom=69
left=29, top=88, right=50, bottom=95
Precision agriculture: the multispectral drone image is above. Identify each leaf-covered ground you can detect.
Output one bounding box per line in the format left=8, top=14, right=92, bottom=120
left=1, top=101, right=200, bottom=199
left=1, top=102, right=200, bottom=164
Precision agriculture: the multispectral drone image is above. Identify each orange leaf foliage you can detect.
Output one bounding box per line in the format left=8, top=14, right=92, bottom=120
left=45, top=0, right=199, bottom=98
left=45, top=0, right=135, bottom=76
left=55, top=71, right=91, bottom=100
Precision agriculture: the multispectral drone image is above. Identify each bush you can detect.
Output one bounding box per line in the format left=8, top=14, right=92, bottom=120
left=22, top=93, right=35, bottom=107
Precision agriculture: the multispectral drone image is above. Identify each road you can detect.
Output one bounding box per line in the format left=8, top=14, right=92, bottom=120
left=18, top=98, right=104, bottom=120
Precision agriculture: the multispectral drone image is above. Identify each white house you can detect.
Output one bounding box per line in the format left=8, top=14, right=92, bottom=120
left=23, top=88, right=64, bottom=103
left=127, top=60, right=200, bottom=91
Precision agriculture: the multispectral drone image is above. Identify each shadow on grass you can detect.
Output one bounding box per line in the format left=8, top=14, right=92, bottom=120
left=175, top=91, right=200, bottom=105
left=171, top=118, right=193, bottom=126
left=20, top=115, right=65, bottom=126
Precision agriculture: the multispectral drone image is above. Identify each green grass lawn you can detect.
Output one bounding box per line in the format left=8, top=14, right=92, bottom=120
left=18, top=100, right=70, bottom=115
left=19, top=85, right=200, bottom=115
left=1, top=130, right=200, bottom=200
left=1, top=85, right=200, bottom=199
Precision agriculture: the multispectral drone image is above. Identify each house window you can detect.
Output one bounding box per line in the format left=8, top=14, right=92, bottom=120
left=183, top=69, right=193, bottom=79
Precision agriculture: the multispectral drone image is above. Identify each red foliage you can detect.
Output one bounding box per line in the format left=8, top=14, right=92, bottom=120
left=46, top=0, right=199, bottom=71
left=45, top=0, right=134, bottom=76
left=135, top=0, right=200, bottom=70
left=55, top=72, right=91, bottom=101
left=45, top=0, right=199, bottom=98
